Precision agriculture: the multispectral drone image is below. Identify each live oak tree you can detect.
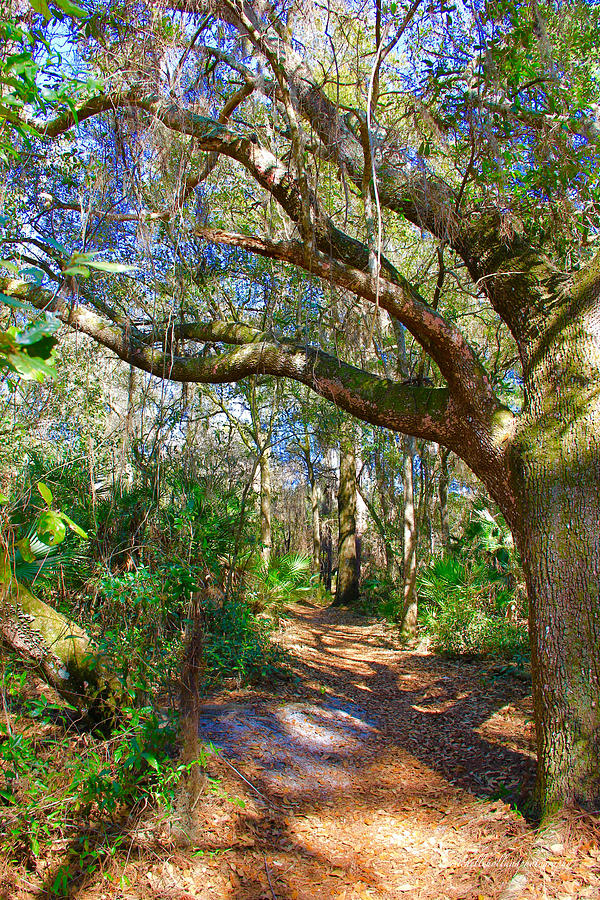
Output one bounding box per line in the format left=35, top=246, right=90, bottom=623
left=4, top=0, right=600, bottom=814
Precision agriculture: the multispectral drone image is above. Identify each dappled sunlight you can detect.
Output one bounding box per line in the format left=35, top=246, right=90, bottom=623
left=5, top=604, right=598, bottom=900
left=187, top=604, right=544, bottom=899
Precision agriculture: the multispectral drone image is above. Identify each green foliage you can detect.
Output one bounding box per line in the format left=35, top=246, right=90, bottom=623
left=245, top=552, right=315, bottom=615
left=91, top=566, right=185, bottom=704
left=91, top=561, right=287, bottom=697
left=0, top=0, right=92, bottom=386
left=358, top=575, right=401, bottom=620
left=0, top=313, right=60, bottom=382
left=168, top=479, right=246, bottom=574
left=5, top=479, right=89, bottom=586
left=201, top=596, right=287, bottom=686
left=418, top=554, right=528, bottom=658
left=0, top=667, right=213, bottom=888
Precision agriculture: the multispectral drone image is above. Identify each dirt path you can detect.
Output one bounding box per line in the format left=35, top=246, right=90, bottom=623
left=131, top=603, right=599, bottom=900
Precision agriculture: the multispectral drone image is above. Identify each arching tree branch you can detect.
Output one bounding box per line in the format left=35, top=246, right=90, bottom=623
left=7, top=279, right=514, bottom=504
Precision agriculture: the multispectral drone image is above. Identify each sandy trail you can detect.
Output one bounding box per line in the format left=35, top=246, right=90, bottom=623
left=179, top=603, right=574, bottom=900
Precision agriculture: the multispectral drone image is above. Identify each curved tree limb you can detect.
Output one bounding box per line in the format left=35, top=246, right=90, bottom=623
left=22, top=97, right=503, bottom=414
left=8, top=279, right=515, bottom=507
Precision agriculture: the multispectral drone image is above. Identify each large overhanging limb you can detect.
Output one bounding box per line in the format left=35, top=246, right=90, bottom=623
left=190, top=225, right=503, bottom=416
left=26, top=95, right=500, bottom=411
left=34, top=92, right=401, bottom=284
left=202, top=0, right=556, bottom=322
left=202, top=0, right=460, bottom=234
left=31, top=9, right=556, bottom=335
left=16, top=283, right=450, bottom=438
left=30, top=87, right=542, bottom=352
left=10, top=281, right=516, bottom=505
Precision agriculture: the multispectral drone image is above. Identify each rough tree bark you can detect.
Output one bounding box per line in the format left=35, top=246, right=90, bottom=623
left=178, top=588, right=208, bottom=827
left=504, top=270, right=600, bottom=812
left=334, top=421, right=360, bottom=607
left=399, top=436, right=418, bottom=639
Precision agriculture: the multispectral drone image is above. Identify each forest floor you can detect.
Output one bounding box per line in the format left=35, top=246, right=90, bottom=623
left=5, top=602, right=600, bottom=900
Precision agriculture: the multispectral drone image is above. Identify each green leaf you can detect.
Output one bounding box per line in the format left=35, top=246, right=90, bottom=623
left=36, top=509, right=67, bottom=545
left=52, top=0, right=87, bottom=18
left=20, top=266, right=45, bottom=283
left=0, top=259, right=21, bottom=274
left=3, top=349, right=56, bottom=381
left=37, top=481, right=53, bottom=506
left=86, top=260, right=136, bottom=274
left=63, top=264, right=90, bottom=277
left=15, top=317, right=60, bottom=346
left=141, top=752, right=159, bottom=771
left=58, top=511, right=88, bottom=539
left=28, top=0, right=52, bottom=18
left=16, top=537, right=36, bottom=562
left=0, top=292, right=27, bottom=309
left=44, top=236, right=69, bottom=256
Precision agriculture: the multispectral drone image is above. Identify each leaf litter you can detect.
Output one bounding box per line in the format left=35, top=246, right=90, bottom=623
left=4, top=603, right=599, bottom=899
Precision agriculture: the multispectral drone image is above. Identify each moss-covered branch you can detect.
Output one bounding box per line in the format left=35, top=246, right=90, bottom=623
left=0, top=553, right=121, bottom=720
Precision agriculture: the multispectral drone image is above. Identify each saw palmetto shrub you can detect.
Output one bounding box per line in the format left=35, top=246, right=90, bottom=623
left=418, top=555, right=528, bottom=658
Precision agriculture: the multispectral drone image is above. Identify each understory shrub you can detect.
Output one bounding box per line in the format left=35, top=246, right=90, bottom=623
left=358, top=575, right=401, bottom=619
left=0, top=667, right=193, bottom=884
left=244, top=552, right=316, bottom=616
left=91, top=564, right=288, bottom=695
left=201, top=596, right=287, bottom=685
left=418, top=555, right=528, bottom=657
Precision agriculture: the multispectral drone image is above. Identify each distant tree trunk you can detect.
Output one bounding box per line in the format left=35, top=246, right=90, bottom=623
left=358, top=482, right=397, bottom=580
left=303, top=433, right=321, bottom=575
left=354, top=446, right=368, bottom=575
left=0, top=552, right=121, bottom=722
left=439, top=445, right=451, bottom=549
left=259, top=443, right=272, bottom=568
left=372, top=437, right=398, bottom=579
left=320, top=476, right=334, bottom=594
left=310, top=481, right=321, bottom=574
left=119, top=364, right=137, bottom=489
left=320, top=522, right=333, bottom=591
left=417, top=442, right=435, bottom=559
left=399, top=436, right=418, bottom=637
left=334, top=421, right=359, bottom=606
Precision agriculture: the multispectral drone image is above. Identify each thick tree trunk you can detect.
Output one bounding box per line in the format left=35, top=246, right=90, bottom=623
left=310, top=480, right=321, bottom=575
left=399, top=436, right=418, bottom=637
left=0, top=554, right=121, bottom=720
left=334, top=422, right=360, bottom=606
left=259, top=445, right=272, bottom=568
left=438, top=446, right=450, bottom=549
left=508, top=301, right=600, bottom=814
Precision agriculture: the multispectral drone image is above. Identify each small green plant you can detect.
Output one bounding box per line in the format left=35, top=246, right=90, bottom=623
left=245, top=552, right=316, bottom=616
left=0, top=685, right=210, bottom=885
left=418, top=554, right=528, bottom=657
left=358, top=575, right=401, bottom=619
left=202, top=596, right=288, bottom=685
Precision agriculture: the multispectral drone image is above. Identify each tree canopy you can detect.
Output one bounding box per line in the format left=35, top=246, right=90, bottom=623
left=3, top=0, right=600, bottom=815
